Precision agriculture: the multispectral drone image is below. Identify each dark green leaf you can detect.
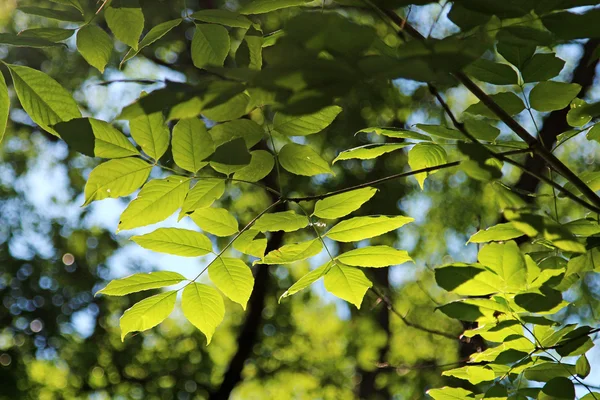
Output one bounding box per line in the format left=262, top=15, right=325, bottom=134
left=209, top=137, right=251, bottom=167
left=521, top=53, right=565, bottom=83
left=191, top=24, right=230, bottom=69
left=530, top=81, right=581, bottom=112
left=18, top=6, right=84, bottom=22
left=0, top=33, right=65, bottom=48
left=465, top=92, right=525, bottom=119
left=497, top=42, right=535, bottom=70
left=239, top=0, right=311, bottom=14
left=542, top=9, right=600, bottom=40
left=464, top=59, right=518, bottom=85
left=18, top=28, right=75, bottom=42
left=576, top=355, right=591, bottom=379
left=538, top=377, right=574, bottom=400
left=190, top=9, right=252, bottom=28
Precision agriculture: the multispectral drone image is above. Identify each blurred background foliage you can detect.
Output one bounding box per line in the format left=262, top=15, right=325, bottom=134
left=1, top=0, right=599, bottom=399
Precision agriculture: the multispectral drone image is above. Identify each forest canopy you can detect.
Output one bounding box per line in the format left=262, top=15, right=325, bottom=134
left=2, top=0, right=600, bottom=399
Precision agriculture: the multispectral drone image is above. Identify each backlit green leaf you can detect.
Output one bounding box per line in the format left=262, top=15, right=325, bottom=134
left=325, top=215, right=413, bottom=242
left=118, top=176, right=190, bottom=231
left=0, top=71, right=8, bottom=144
left=323, top=264, right=372, bottom=308
left=129, top=112, right=169, bottom=160
left=313, top=187, right=377, bottom=219
left=576, top=355, right=591, bottom=378
left=54, top=118, right=139, bottom=158
left=478, top=241, right=527, bottom=292
left=7, top=64, right=81, bottom=135
left=435, top=263, right=504, bottom=296
left=83, top=158, right=152, bottom=206
left=190, top=9, right=252, bottom=28
left=120, top=290, right=177, bottom=341
left=468, top=222, right=524, bottom=243
left=260, top=239, right=322, bottom=265
left=280, top=262, right=331, bottom=300
left=209, top=119, right=264, bottom=148
left=530, top=81, right=581, bottom=112
left=427, top=387, right=475, bottom=400
left=336, top=245, right=412, bottom=267
left=407, top=143, right=448, bottom=189
left=279, top=143, right=333, bottom=176
left=441, top=365, right=495, bottom=385
left=497, top=41, right=535, bottom=70
left=189, top=208, right=238, bottom=237
left=208, top=257, right=253, bottom=309
left=97, top=271, right=186, bottom=296
left=172, top=118, right=214, bottom=172
left=465, top=92, right=525, bottom=120
left=18, top=28, right=75, bottom=42
left=415, top=124, right=463, bottom=140
left=48, top=0, right=84, bottom=13
left=253, top=210, right=309, bottom=232
left=121, top=19, right=182, bottom=66
left=180, top=179, right=225, bottom=217
left=191, top=24, right=230, bottom=69
left=273, top=106, right=342, bottom=136
left=463, top=118, right=501, bottom=141
left=105, top=2, right=145, bottom=50
left=182, top=283, right=225, bottom=345
left=464, top=59, right=518, bottom=85
left=76, top=25, right=112, bottom=73
left=131, top=228, right=213, bottom=256
left=357, top=127, right=431, bottom=141
left=521, top=53, right=565, bottom=83
left=332, top=144, right=408, bottom=163
left=523, top=363, right=576, bottom=382
left=233, top=150, right=275, bottom=182
left=233, top=229, right=267, bottom=258
left=239, top=0, right=311, bottom=14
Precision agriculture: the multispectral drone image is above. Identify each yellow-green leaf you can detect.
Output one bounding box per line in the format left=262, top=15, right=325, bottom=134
left=323, top=264, right=372, bottom=309
left=105, top=2, right=144, bottom=50
left=240, top=0, right=311, bottom=14
left=530, top=81, right=581, bottom=112
left=172, top=118, right=214, bottom=172
left=120, top=290, right=177, bottom=341
left=76, top=24, right=112, bottom=73
left=118, top=176, right=190, bottom=231
left=478, top=241, right=527, bottom=292
left=273, top=105, right=342, bottom=136
left=121, top=19, right=182, bottom=66
left=253, top=210, right=309, bottom=232
left=280, top=262, right=331, bottom=300
left=191, top=23, right=230, bottom=69
left=468, top=222, right=524, bottom=243
left=260, top=239, right=322, bottom=265
left=190, top=9, right=252, bottom=28
left=97, top=271, right=186, bottom=296
left=233, top=150, right=274, bottom=182
left=182, top=283, right=224, bottom=344
left=131, top=228, right=213, bottom=256
left=189, top=208, right=238, bottom=237
left=233, top=229, right=267, bottom=258
left=336, top=245, right=412, bottom=267
left=313, top=187, right=377, bottom=219
left=332, top=143, right=408, bottom=163
left=83, top=157, right=152, bottom=206
left=0, top=71, right=9, bottom=144
left=179, top=178, right=225, bottom=218
left=129, top=111, right=169, bottom=160
left=442, top=366, right=495, bottom=385
left=408, top=143, right=448, bottom=189
left=279, top=143, right=333, bottom=176
left=208, top=257, right=254, bottom=309
left=325, top=215, right=413, bottom=242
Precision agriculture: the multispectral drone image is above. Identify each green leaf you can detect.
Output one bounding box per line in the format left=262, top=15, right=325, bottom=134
left=0, top=33, right=65, bottom=48
left=236, top=30, right=263, bottom=70
left=441, top=365, right=495, bottom=385
left=427, top=387, right=475, bottom=400
left=323, top=264, right=372, bottom=309
left=332, top=144, right=408, bottom=163
left=408, top=143, right=448, bottom=189
left=83, top=158, right=152, bottom=206
left=208, top=137, right=252, bottom=170
left=587, top=123, right=600, bottom=143
left=514, top=287, right=564, bottom=313
left=129, top=112, right=169, bottom=160
left=7, top=64, right=81, bottom=135
left=209, top=119, right=264, bottom=148
left=105, top=3, right=145, bottom=50
left=567, top=98, right=595, bottom=127
left=280, top=262, right=331, bottom=300
left=180, top=178, right=225, bottom=217
left=530, top=81, right=581, bottom=112
left=182, top=283, right=225, bottom=345
left=76, top=25, right=113, bottom=73
left=357, top=127, right=431, bottom=141
left=208, top=257, right=253, bottom=309
left=18, top=28, right=75, bottom=42
left=253, top=210, right=309, bottom=232
left=279, top=143, right=333, bottom=176
left=538, top=377, right=575, bottom=400
left=562, top=171, right=600, bottom=197
left=233, top=150, right=275, bottom=183
left=336, top=245, right=412, bottom=267
left=465, top=92, right=525, bottom=119
left=121, top=19, right=182, bottom=66
left=201, top=92, right=250, bottom=122
left=48, top=0, right=84, bottom=13
left=478, top=241, right=527, bottom=292
left=131, top=228, right=213, bottom=257
left=463, top=118, right=501, bottom=141
left=273, top=106, right=342, bottom=136
left=96, top=271, right=186, bottom=296
left=189, top=208, right=238, bottom=237
left=172, top=118, right=214, bottom=172
left=17, top=6, right=84, bottom=22
left=497, top=42, right=535, bottom=70
left=434, top=264, right=504, bottom=296
left=118, top=176, right=190, bottom=231
left=325, top=215, right=413, bottom=242
left=0, top=71, right=8, bottom=144
left=464, top=59, right=518, bottom=85
left=260, top=239, right=322, bottom=265
left=415, top=124, right=463, bottom=140
left=120, top=290, right=177, bottom=341
left=468, top=222, right=524, bottom=243
left=564, top=218, right=600, bottom=237
left=542, top=9, right=600, bottom=40
left=521, top=53, right=565, bottom=83
left=54, top=118, right=139, bottom=158
left=313, top=187, right=377, bottom=219
left=239, top=0, right=311, bottom=14
left=233, top=229, right=267, bottom=258
left=576, top=354, right=591, bottom=379
left=191, top=24, right=230, bottom=69
left=190, top=9, right=252, bottom=28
